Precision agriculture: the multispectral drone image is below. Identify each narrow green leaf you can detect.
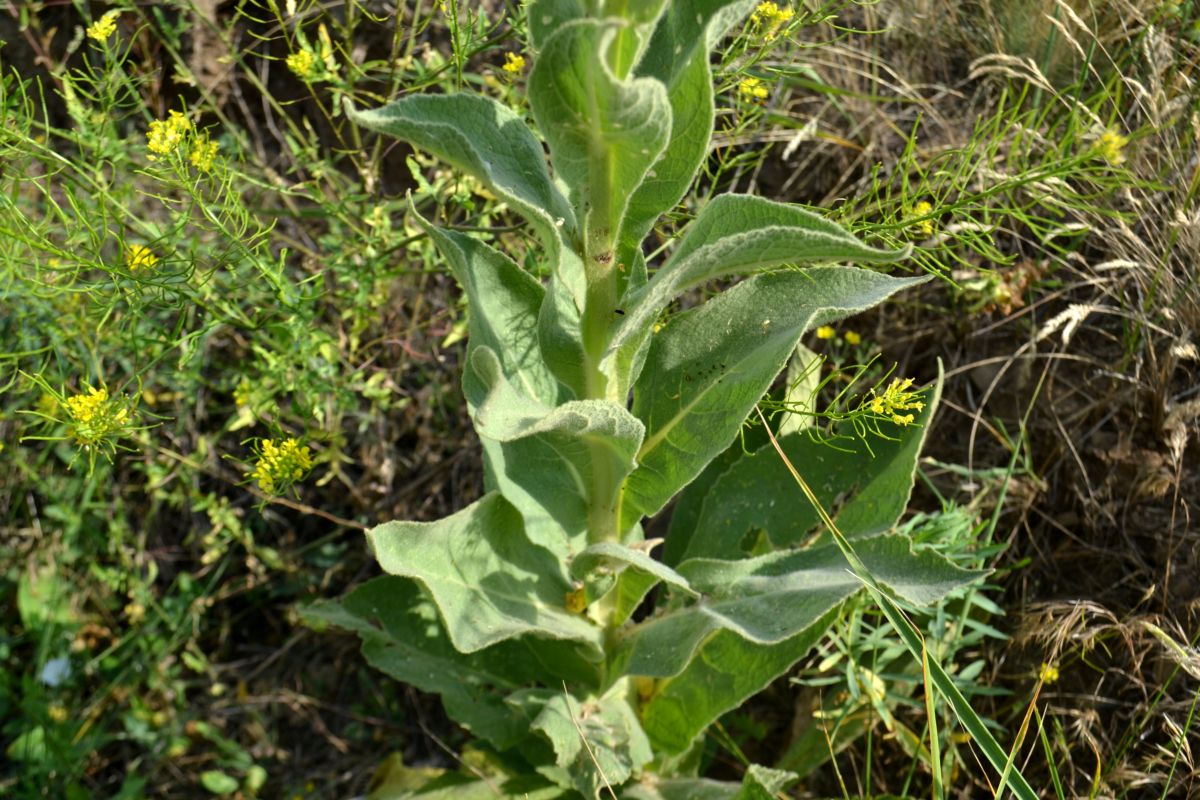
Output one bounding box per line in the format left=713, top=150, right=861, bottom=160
left=346, top=94, right=575, bottom=248
left=472, top=347, right=644, bottom=556
left=366, top=493, right=604, bottom=658
left=622, top=268, right=926, bottom=527
left=604, top=195, right=910, bottom=396
left=528, top=20, right=671, bottom=254
left=679, top=372, right=943, bottom=560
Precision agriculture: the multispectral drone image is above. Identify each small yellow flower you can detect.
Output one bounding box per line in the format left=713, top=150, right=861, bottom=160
left=87, top=11, right=119, bottom=43
left=189, top=138, right=219, bottom=172
left=249, top=438, right=314, bottom=495
left=126, top=244, right=158, bottom=272
left=815, top=325, right=835, bottom=339
left=287, top=49, right=316, bottom=80
left=843, top=330, right=862, bottom=345
left=864, top=377, right=926, bottom=426
left=66, top=386, right=108, bottom=424
left=738, top=76, right=769, bottom=101
left=124, top=601, right=146, bottom=624
left=750, top=1, right=795, bottom=41
left=502, top=51, right=526, bottom=74
left=48, top=705, right=69, bottom=723
left=1038, top=662, right=1060, bottom=684
left=146, top=110, right=191, bottom=158
left=1097, top=128, right=1129, bottom=165
left=63, top=384, right=136, bottom=448
left=911, top=200, right=935, bottom=237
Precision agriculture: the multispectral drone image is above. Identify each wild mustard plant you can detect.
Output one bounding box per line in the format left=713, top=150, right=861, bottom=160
left=309, top=3, right=1037, bottom=798
left=248, top=438, right=314, bottom=496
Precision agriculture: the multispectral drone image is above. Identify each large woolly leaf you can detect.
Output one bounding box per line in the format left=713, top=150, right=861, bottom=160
left=603, top=195, right=909, bottom=397
left=366, top=493, right=603, bottom=658
left=303, top=578, right=587, bottom=750
left=616, top=535, right=974, bottom=680
left=346, top=94, right=575, bottom=251
left=570, top=542, right=697, bottom=598
left=415, top=218, right=558, bottom=409
left=528, top=19, right=671, bottom=255
left=512, top=685, right=653, bottom=798
left=636, top=620, right=838, bottom=756
left=472, top=347, right=644, bottom=556
left=529, top=0, right=669, bottom=77
left=678, top=368, right=943, bottom=560
left=369, top=767, right=569, bottom=800
left=618, top=0, right=758, bottom=271
left=619, top=536, right=980, bottom=752
left=621, top=268, right=926, bottom=529
left=623, top=763, right=797, bottom=799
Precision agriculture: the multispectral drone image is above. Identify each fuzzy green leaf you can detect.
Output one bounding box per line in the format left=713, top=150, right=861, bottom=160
left=370, top=770, right=569, bottom=800
left=303, top=578, right=598, bottom=750
left=472, top=347, right=644, bottom=556
left=622, top=536, right=980, bottom=752
left=678, top=370, right=943, bottom=560
left=416, top=218, right=558, bottom=408
left=618, top=535, right=974, bottom=678
left=366, top=493, right=603, bottom=658
left=623, top=763, right=797, bottom=800
left=618, top=0, right=758, bottom=269
left=621, top=268, right=926, bottom=528
left=528, top=20, right=671, bottom=255
left=604, top=195, right=910, bottom=397
left=517, top=686, right=653, bottom=798
left=571, top=541, right=698, bottom=601
left=346, top=94, right=574, bottom=249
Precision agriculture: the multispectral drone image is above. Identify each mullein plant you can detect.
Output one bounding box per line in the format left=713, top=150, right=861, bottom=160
left=307, top=3, right=1035, bottom=797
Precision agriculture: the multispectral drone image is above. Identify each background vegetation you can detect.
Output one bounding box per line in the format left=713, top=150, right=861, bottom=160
left=1, top=0, right=1196, bottom=797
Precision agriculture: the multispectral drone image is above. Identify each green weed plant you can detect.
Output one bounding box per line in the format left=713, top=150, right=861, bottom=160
left=307, top=3, right=1033, bottom=798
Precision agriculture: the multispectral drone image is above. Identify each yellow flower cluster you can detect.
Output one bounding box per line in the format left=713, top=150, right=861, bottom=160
left=1097, top=128, right=1129, bottom=165
left=65, top=385, right=134, bottom=446
left=66, top=386, right=109, bottom=423
left=190, top=138, right=220, bottom=172
left=502, top=52, right=526, bottom=74
left=287, top=49, right=316, bottom=80
left=1038, top=662, right=1060, bottom=684
left=250, top=438, right=313, bottom=494
left=865, top=377, right=926, bottom=426
left=146, top=110, right=191, bottom=158
left=911, top=200, right=935, bottom=237
left=87, top=10, right=119, bottom=43
left=738, top=76, right=769, bottom=101
left=815, top=325, right=835, bottom=339
left=751, top=1, right=795, bottom=41
left=126, top=244, right=158, bottom=272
